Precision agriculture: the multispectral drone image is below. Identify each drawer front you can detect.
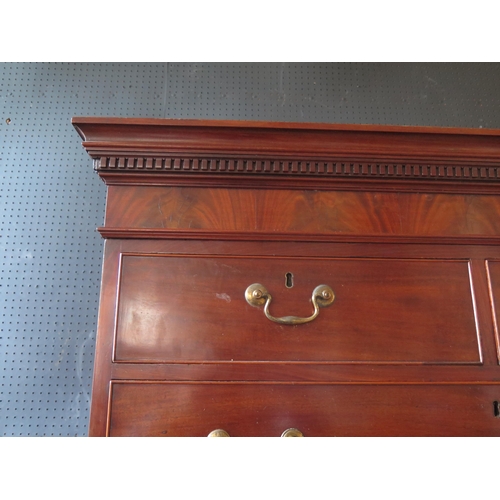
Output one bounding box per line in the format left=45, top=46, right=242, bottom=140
left=114, top=254, right=480, bottom=364
left=108, top=382, right=500, bottom=436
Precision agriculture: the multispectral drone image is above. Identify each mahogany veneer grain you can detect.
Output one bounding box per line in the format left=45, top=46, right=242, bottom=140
left=104, top=186, right=500, bottom=236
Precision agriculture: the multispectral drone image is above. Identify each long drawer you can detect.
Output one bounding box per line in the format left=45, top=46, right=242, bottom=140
left=113, top=253, right=480, bottom=364
left=108, top=382, right=500, bottom=436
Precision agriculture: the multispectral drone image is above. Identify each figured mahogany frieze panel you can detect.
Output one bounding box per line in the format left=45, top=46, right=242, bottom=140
left=114, top=254, right=480, bottom=364
left=104, top=186, right=500, bottom=237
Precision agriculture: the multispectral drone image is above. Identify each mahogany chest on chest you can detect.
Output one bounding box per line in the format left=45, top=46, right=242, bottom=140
left=73, top=117, right=500, bottom=436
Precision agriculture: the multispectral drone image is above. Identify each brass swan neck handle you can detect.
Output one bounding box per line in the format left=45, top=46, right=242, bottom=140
left=245, top=283, right=335, bottom=325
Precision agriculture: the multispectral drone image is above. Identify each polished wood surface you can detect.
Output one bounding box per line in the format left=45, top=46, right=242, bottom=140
left=72, top=118, right=500, bottom=436
left=115, top=253, right=479, bottom=363
left=109, top=382, right=500, bottom=437
left=72, top=117, right=500, bottom=164
left=73, top=117, right=500, bottom=192
left=486, top=260, right=500, bottom=362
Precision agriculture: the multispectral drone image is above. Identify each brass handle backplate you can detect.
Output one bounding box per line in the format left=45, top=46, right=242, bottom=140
left=245, top=283, right=335, bottom=325
left=207, top=429, right=230, bottom=437
left=281, top=428, right=304, bottom=437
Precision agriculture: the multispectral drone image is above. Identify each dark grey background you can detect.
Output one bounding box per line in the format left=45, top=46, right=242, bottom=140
left=1, top=62, right=500, bottom=436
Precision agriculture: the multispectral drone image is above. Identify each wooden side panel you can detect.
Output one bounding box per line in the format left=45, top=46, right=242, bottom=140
left=105, top=186, right=500, bottom=236
left=108, top=382, right=500, bottom=437
left=114, top=254, right=480, bottom=364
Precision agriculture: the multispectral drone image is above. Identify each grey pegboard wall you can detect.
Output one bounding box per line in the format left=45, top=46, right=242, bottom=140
left=1, top=63, right=500, bottom=436
left=165, top=62, right=500, bottom=127
left=0, top=63, right=165, bottom=436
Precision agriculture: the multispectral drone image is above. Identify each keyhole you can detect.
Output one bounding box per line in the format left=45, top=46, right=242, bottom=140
left=285, top=272, right=294, bottom=288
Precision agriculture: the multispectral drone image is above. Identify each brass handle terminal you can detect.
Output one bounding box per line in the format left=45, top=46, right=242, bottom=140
left=245, top=283, right=335, bottom=325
